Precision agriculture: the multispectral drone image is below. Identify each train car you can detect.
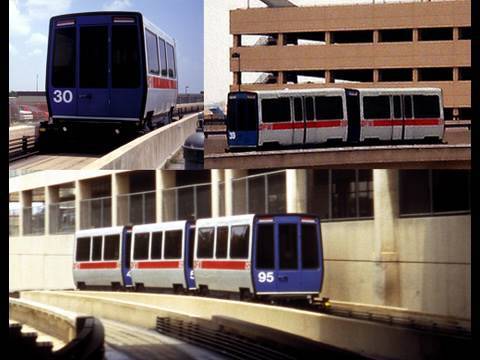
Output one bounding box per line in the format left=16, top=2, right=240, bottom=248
left=73, top=226, right=132, bottom=289
left=130, top=220, right=196, bottom=292
left=358, top=88, right=444, bottom=142
left=43, top=11, right=178, bottom=141
left=226, top=88, right=444, bottom=149
left=193, top=214, right=324, bottom=300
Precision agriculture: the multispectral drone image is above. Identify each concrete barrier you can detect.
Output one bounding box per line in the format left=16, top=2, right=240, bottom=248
left=82, top=113, right=200, bottom=170
left=21, top=291, right=471, bottom=360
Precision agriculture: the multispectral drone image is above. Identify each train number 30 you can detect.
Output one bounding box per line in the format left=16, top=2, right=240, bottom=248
left=53, top=90, right=73, bottom=103
left=258, top=271, right=274, bottom=283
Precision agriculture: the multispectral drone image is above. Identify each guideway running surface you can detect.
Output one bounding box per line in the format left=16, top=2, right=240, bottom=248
left=20, top=291, right=471, bottom=360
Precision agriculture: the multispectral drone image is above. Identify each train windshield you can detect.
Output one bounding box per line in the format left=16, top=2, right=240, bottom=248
left=227, top=93, right=258, bottom=132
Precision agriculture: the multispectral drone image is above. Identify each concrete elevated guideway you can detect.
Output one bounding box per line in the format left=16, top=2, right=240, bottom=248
left=20, top=291, right=471, bottom=360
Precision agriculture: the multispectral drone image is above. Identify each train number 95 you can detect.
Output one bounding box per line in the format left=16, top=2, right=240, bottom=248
left=258, top=271, right=274, bottom=283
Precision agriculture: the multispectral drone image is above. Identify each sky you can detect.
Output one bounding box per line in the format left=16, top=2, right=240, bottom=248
left=9, top=0, right=204, bottom=93
left=204, top=0, right=421, bottom=107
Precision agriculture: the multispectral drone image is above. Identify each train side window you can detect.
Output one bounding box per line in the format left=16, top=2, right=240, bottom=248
left=164, top=230, right=182, bottom=259
left=215, top=226, right=228, bottom=259
left=133, top=232, right=149, bottom=260
left=75, top=237, right=91, bottom=261
left=146, top=29, right=160, bottom=75
left=404, top=96, right=413, bottom=118
left=363, top=96, right=390, bottom=119
left=294, top=97, right=303, bottom=121
left=413, top=95, right=440, bottom=118
left=393, top=96, right=402, bottom=118
left=301, top=224, right=319, bottom=269
left=188, top=227, right=195, bottom=268
left=197, top=227, right=214, bottom=258
left=158, top=37, right=168, bottom=77
left=80, top=26, right=108, bottom=88
left=305, top=97, right=314, bottom=121
left=230, top=225, right=250, bottom=259
left=104, top=234, right=120, bottom=260
left=150, top=231, right=163, bottom=260
left=166, top=43, right=176, bottom=78
left=314, top=96, right=344, bottom=120
left=92, top=235, right=103, bottom=261
left=256, top=224, right=274, bottom=269
left=261, top=98, right=291, bottom=123
left=125, top=232, right=131, bottom=268
left=112, top=25, right=140, bottom=88
left=279, top=224, right=298, bottom=270
left=52, top=27, right=76, bottom=88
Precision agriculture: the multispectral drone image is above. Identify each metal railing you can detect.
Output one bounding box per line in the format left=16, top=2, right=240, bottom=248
left=232, top=170, right=287, bottom=215
left=22, top=205, right=45, bottom=235
left=49, top=201, right=75, bottom=234
left=80, top=197, right=111, bottom=229
left=162, top=182, right=212, bottom=221
left=117, top=190, right=156, bottom=225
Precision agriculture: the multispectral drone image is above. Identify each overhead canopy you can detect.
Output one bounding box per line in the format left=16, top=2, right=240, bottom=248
left=259, top=0, right=296, bottom=7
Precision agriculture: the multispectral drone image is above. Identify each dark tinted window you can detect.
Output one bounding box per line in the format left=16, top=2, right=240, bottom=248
left=315, top=96, right=344, bottom=120
left=262, top=98, right=291, bottom=123
left=393, top=96, right=401, bottom=118
left=166, top=43, right=176, bottom=78
left=146, top=29, right=160, bottom=75
left=125, top=232, right=131, bottom=268
left=305, top=97, right=314, bottom=121
left=279, top=224, right=298, bottom=269
left=404, top=96, right=412, bottom=118
left=301, top=224, right=319, bottom=269
left=164, top=230, right=182, bottom=259
left=112, top=25, right=140, bottom=88
left=227, top=95, right=257, bottom=132
left=104, top=234, right=120, bottom=260
left=215, top=226, right=228, bottom=259
left=52, top=27, right=76, bottom=88
left=413, top=95, right=440, bottom=118
left=332, top=170, right=357, bottom=219
left=432, top=170, right=470, bottom=213
left=80, top=26, right=108, bottom=88
left=230, top=225, right=250, bottom=259
left=188, top=227, right=195, bottom=267
left=399, top=170, right=430, bottom=214
left=294, top=98, right=303, bottom=121
left=133, top=232, right=149, bottom=260
left=363, top=96, right=390, bottom=119
left=256, top=223, right=274, bottom=269
left=197, top=227, right=214, bottom=258
left=75, top=237, right=90, bottom=261
left=158, top=37, right=168, bottom=77
left=151, top=231, right=163, bottom=259
left=92, top=235, right=102, bottom=261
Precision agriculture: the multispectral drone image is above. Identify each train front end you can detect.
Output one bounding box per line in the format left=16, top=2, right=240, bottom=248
left=226, top=92, right=259, bottom=149
left=44, top=12, right=146, bottom=143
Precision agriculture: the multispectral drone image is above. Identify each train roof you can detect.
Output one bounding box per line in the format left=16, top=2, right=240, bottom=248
left=254, top=88, right=345, bottom=96
left=196, top=214, right=256, bottom=227
left=232, top=87, right=442, bottom=97
left=133, top=220, right=188, bottom=232
left=357, top=88, right=442, bottom=94
left=50, top=11, right=175, bottom=46
left=75, top=226, right=126, bottom=237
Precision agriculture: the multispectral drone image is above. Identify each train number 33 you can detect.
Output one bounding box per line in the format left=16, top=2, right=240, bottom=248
left=53, top=90, right=73, bottom=103
left=258, top=271, right=274, bottom=283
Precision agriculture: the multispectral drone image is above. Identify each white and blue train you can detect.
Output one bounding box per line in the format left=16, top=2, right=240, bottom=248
left=73, top=214, right=324, bottom=300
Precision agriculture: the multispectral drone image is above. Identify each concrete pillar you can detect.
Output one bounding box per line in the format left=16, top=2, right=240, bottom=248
left=233, top=34, right=241, bottom=47
left=156, top=170, right=176, bottom=222
left=372, top=169, right=400, bottom=307
left=413, top=68, right=419, bottom=82
left=19, top=191, right=32, bottom=237
left=225, top=169, right=248, bottom=216
left=286, top=169, right=307, bottom=213
left=45, top=186, right=59, bottom=235
left=453, top=27, right=459, bottom=41
left=325, top=70, right=332, bottom=83
left=277, top=33, right=284, bottom=46
left=112, top=173, right=130, bottom=226
left=413, top=29, right=418, bottom=42
left=233, top=71, right=241, bottom=86
left=453, top=67, right=459, bottom=82
left=277, top=71, right=285, bottom=84
left=325, top=31, right=331, bottom=44
left=211, top=170, right=225, bottom=217
left=373, top=69, right=379, bottom=83
left=76, top=180, right=92, bottom=231
left=373, top=30, right=379, bottom=43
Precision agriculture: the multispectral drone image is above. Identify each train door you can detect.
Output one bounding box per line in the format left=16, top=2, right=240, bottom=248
left=276, top=217, right=302, bottom=293
left=77, top=19, right=110, bottom=118
left=402, top=95, right=413, bottom=140
left=303, top=97, right=315, bottom=144
left=292, top=97, right=305, bottom=145
left=184, top=223, right=196, bottom=290
left=254, top=220, right=276, bottom=294
left=346, top=89, right=360, bottom=142
left=299, top=219, right=323, bottom=292
left=121, top=228, right=133, bottom=287
left=392, top=95, right=403, bottom=140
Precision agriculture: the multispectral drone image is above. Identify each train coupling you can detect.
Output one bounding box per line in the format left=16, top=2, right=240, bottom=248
left=315, top=297, right=332, bottom=311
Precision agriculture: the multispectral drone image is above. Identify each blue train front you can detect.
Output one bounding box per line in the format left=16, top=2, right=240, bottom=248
left=72, top=214, right=324, bottom=301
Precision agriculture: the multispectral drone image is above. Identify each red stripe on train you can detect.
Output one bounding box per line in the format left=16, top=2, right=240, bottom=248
left=147, top=76, right=177, bottom=89
left=199, top=260, right=248, bottom=270
left=259, top=120, right=345, bottom=130
left=77, top=261, right=118, bottom=269
left=362, top=118, right=442, bottom=127
left=136, top=260, right=181, bottom=269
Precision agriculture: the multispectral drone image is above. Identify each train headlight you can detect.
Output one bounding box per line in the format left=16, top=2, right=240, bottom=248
left=114, top=129, right=120, bottom=135
left=62, top=126, right=67, bottom=132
